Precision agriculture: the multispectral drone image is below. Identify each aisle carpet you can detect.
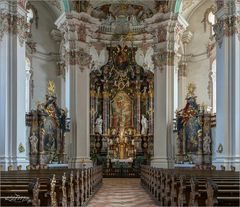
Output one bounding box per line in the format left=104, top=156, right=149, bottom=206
left=88, top=178, right=159, bottom=207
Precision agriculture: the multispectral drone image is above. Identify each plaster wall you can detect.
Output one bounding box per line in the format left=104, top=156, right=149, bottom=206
left=30, top=2, right=61, bottom=109
left=185, top=1, right=214, bottom=107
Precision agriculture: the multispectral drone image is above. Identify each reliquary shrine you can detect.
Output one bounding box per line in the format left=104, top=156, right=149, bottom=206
left=26, top=81, right=68, bottom=169
left=90, top=45, right=154, bottom=163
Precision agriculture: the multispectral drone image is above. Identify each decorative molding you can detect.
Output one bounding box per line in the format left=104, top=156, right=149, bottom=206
left=178, top=62, right=187, bottom=77
left=65, top=49, right=92, bottom=71
left=214, top=1, right=240, bottom=46
left=213, top=18, right=224, bottom=47
left=32, top=50, right=60, bottom=61
left=0, top=12, right=29, bottom=46
left=152, top=49, right=175, bottom=71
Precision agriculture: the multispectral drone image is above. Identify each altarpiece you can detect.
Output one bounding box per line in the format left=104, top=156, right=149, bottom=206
left=90, top=45, right=154, bottom=165
left=176, top=84, right=212, bottom=166
left=26, top=81, right=68, bottom=169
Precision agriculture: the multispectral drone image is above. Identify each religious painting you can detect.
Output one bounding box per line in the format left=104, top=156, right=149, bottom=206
left=110, top=91, right=132, bottom=129
left=43, top=117, right=57, bottom=152
left=185, top=117, right=200, bottom=153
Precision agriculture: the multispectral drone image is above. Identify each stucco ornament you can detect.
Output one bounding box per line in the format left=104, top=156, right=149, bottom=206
left=152, top=49, right=167, bottom=71
left=65, top=48, right=92, bottom=71
left=213, top=19, right=224, bottom=47
left=0, top=12, right=29, bottom=46
left=236, top=16, right=240, bottom=41
left=0, top=13, right=9, bottom=41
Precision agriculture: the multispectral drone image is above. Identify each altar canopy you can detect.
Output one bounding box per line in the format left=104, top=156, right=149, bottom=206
left=90, top=45, right=154, bottom=162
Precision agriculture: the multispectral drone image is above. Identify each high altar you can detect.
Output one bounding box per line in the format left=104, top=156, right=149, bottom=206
left=90, top=45, right=154, bottom=163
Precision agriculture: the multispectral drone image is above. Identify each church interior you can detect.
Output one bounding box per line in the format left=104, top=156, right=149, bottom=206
left=0, top=0, right=240, bottom=206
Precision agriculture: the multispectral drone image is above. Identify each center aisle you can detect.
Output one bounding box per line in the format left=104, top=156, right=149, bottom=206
left=88, top=178, right=159, bottom=207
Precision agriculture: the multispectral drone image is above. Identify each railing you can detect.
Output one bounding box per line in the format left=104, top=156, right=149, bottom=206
left=103, top=167, right=140, bottom=178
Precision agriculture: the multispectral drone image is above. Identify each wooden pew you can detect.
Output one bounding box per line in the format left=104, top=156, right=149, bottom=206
left=0, top=166, right=103, bottom=206
left=140, top=165, right=240, bottom=207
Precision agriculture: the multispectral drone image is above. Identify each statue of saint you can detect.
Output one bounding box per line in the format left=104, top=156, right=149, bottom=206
left=203, top=133, right=211, bottom=154
left=95, top=115, right=103, bottom=134
left=141, top=115, right=148, bottom=135
left=30, top=133, right=38, bottom=154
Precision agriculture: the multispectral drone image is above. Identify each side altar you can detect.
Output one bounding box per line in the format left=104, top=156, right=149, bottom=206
left=26, top=81, right=68, bottom=169
left=175, top=84, right=212, bottom=166
left=90, top=45, right=154, bottom=166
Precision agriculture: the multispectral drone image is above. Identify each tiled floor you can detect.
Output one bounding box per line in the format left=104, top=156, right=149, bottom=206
left=87, top=178, right=159, bottom=207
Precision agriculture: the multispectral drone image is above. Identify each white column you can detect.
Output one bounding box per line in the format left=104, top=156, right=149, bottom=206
left=75, top=68, right=91, bottom=166
left=152, top=65, right=175, bottom=168
left=56, top=12, right=99, bottom=168
left=0, top=1, right=29, bottom=170
left=148, top=13, right=188, bottom=168
left=213, top=3, right=240, bottom=170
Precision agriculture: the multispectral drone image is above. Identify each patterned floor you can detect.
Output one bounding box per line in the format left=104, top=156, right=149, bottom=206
left=87, top=178, right=159, bottom=207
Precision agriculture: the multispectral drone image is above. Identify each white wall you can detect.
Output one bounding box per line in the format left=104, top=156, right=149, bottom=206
left=185, top=1, right=214, bottom=107
left=30, top=1, right=61, bottom=109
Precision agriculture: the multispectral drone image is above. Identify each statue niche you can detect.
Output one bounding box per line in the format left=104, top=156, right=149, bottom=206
left=90, top=45, right=154, bottom=164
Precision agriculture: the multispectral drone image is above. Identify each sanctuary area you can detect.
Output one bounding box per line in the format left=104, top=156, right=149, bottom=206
left=0, top=0, right=239, bottom=206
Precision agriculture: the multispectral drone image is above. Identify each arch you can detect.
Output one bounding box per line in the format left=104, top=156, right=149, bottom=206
left=174, top=0, right=182, bottom=13
left=62, top=0, right=70, bottom=12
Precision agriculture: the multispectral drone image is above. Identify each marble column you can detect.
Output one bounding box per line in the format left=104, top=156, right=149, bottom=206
left=213, top=1, right=240, bottom=170
left=146, top=12, right=188, bottom=168
left=0, top=1, right=29, bottom=170
left=56, top=12, right=99, bottom=168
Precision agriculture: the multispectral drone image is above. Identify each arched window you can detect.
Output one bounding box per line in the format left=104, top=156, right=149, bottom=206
left=207, top=11, right=216, bottom=36
left=27, top=8, right=33, bottom=24
left=25, top=57, right=32, bottom=112
left=202, top=6, right=216, bottom=37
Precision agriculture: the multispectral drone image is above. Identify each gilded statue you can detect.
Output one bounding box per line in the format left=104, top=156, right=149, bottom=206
left=48, top=80, right=55, bottom=96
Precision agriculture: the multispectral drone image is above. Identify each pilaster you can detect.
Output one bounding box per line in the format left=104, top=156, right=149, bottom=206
left=213, top=0, right=240, bottom=170
left=146, top=12, right=188, bottom=168
left=55, top=12, right=100, bottom=168
left=0, top=0, right=29, bottom=169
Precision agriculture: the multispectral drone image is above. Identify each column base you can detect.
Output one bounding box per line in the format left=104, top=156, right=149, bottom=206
left=68, top=157, right=93, bottom=169
left=212, top=156, right=240, bottom=171
left=151, top=157, right=174, bottom=169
